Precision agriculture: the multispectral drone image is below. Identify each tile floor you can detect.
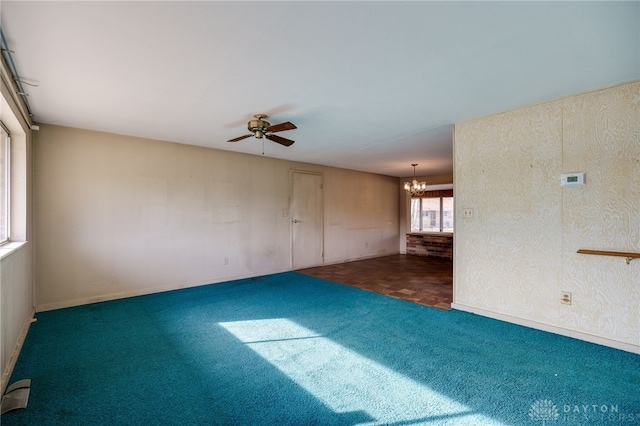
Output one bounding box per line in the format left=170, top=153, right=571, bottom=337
left=297, top=254, right=453, bottom=310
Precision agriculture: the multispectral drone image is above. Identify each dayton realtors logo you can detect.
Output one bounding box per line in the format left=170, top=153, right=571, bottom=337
left=529, top=400, right=559, bottom=425
left=529, top=399, right=640, bottom=424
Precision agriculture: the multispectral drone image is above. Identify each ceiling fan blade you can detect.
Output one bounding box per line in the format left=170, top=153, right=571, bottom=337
left=227, top=134, right=252, bottom=142
left=266, top=121, right=297, bottom=133
left=266, top=134, right=295, bottom=147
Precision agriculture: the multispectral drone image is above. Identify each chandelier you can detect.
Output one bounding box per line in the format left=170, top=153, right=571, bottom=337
left=404, top=163, right=427, bottom=196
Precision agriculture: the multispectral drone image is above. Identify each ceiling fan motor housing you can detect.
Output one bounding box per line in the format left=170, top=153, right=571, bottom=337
left=227, top=113, right=295, bottom=145
left=248, top=118, right=271, bottom=139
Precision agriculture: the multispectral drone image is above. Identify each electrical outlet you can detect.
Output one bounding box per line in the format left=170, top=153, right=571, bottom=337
left=224, top=257, right=229, bottom=265
left=561, top=291, right=572, bottom=305
left=463, top=208, right=474, bottom=218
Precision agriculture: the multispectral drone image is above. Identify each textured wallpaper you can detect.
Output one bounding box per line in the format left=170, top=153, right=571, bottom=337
left=561, top=83, right=640, bottom=344
left=454, top=81, right=639, bottom=348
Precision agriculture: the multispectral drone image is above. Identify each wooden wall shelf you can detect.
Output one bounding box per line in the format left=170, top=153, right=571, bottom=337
left=577, top=249, right=640, bottom=265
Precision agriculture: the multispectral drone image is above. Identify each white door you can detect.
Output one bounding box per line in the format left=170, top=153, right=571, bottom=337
left=291, top=171, right=323, bottom=269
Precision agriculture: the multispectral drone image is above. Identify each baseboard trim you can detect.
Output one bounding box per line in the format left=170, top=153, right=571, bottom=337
left=320, top=252, right=402, bottom=268
left=451, top=303, right=640, bottom=354
left=37, top=254, right=407, bottom=312
left=35, top=269, right=291, bottom=313
left=1, top=307, right=36, bottom=394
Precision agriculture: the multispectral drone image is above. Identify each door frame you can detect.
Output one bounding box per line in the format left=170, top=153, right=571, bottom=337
left=290, top=169, right=324, bottom=270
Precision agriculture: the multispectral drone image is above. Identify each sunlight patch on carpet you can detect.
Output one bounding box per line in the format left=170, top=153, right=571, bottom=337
left=219, top=318, right=506, bottom=426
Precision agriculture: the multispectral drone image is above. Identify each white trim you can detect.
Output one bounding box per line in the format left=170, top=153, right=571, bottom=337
left=35, top=268, right=291, bottom=312
left=451, top=303, right=640, bottom=354
left=1, top=307, right=35, bottom=394
left=0, top=123, right=9, bottom=244
left=0, top=240, right=27, bottom=260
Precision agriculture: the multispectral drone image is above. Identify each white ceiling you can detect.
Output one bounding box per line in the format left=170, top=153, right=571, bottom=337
left=1, top=1, right=638, bottom=178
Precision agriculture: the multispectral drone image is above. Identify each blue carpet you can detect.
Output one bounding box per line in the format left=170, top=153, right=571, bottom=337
left=3, top=272, right=639, bottom=425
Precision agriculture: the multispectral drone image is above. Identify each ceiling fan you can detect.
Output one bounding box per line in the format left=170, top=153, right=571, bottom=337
left=227, top=114, right=297, bottom=146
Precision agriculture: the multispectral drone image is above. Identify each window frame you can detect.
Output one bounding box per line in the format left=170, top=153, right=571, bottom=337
left=410, top=192, right=454, bottom=234
left=0, top=121, right=10, bottom=245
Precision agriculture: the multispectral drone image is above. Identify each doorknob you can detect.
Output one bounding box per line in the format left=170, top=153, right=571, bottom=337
left=293, top=219, right=301, bottom=223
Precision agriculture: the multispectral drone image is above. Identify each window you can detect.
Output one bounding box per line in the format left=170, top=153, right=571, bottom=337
left=410, top=195, right=454, bottom=233
left=0, top=122, right=9, bottom=244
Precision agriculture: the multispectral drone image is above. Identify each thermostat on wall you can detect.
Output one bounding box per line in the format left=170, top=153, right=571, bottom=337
left=561, top=172, right=585, bottom=187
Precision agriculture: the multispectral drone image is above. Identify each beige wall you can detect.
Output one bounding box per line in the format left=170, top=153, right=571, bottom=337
left=1, top=79, right=34, bottom=391
left=34, top=125, right=399, bottom=310
left=324, top=167, right=399, bottom=263
left=453, top=81, right=639, bottom=352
